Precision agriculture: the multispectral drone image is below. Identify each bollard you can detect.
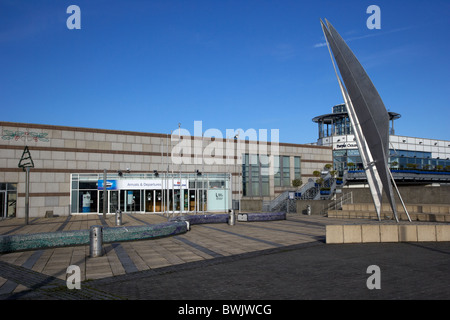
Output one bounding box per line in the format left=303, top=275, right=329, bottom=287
left=89, top=225, right=103, bottom=257
left=228, top=209, right=235, bottom=226
left=115, top=210, right=122, bottom=226
left=307, top=205, right=311, bottom=216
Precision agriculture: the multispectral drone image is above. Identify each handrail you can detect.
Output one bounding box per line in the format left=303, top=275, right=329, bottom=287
left=325, top=191, right=353, bottom=213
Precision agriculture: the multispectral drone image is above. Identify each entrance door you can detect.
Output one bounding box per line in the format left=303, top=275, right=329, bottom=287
left=155, top=190, right=162, bottom=212
left=110, top=191, right=119, bottom=213
left=6, top=190, right=16, bottom=218
left=99, top=190, right=118, bottom=214
left=146, top=190, right=154, bottom=212
left=198, top=189, right=207, bottom=212
left=183, top=189, right=189, bottom=211
left=121, top=190, right=142, bottom=213
left=189, top=190, right=196, bottom=212
left=0, top=191, right=5, bottom=218
left=99, top=190, right=108, bottom=214
left=173, top=190, right=181, bottom=211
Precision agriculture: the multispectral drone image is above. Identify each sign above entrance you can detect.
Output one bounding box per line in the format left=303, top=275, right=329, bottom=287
left=334, top=142, right=358, bottom=150
left=98, top=179, right=188, bottom=190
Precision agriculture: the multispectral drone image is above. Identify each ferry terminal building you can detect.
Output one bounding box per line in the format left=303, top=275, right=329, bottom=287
left=313, top=104, right=450, bottom=184
left=0, top=121, right=332, bottom=218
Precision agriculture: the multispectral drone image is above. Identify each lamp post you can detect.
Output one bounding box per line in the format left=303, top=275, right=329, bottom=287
left=18, top=146, right=34, bottom=225
left=103, top=169, right=107, bottom=220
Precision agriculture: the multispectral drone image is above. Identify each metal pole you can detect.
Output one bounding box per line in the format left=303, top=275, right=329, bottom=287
left=171, top=130, right=173, bottom=217
left=89, top=225, right=103, bottom=257
left=179, top=123, right=182, bottom=215
left=166, top=133, right=169, bottom=217
left=388, top=169, right=411, bottom=222
left=228, top=209, right=235, bottom=226
left=115, top=210, right=122, bottom=226
left=103, top=169, right=107, bottom=219
left=25, top=167, right=30, bottom=225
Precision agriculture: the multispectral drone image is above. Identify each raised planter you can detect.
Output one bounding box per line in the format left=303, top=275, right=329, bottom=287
left=0, top=221, right=188, bottom=254
left=0, top=212, right=288, bottom=253
left=237, top=212, right=286, bottom=222
left=169, top=214, right=229, bottom=225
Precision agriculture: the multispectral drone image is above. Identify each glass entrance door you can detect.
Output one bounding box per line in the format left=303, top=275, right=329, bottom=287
left=98, top=190, right=119, bottom=214
left=120, top=190, right=142, bottom=213
left=173, top=189, right=181, bottom=211
left=110, top=191, right=119, bottom=213
left=155, top=190, right=163, bottom=212
left=99, top=190, right=108, bottom=214
left=189, top=190, right=196, bottom=212
left=0, top=191, right=6, bottom=218
left=198, top=189, right=207, bottom=212
left=145, top=190, right=154, bottom=212
left=183, top=189, right=189, bottom=211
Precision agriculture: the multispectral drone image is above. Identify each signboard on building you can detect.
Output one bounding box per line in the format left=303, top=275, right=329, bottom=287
left=207, top=189, right=229, bottom=212
left=333, top=142, right=358, bottom=150
left=97, top=179, right=188, bottom=190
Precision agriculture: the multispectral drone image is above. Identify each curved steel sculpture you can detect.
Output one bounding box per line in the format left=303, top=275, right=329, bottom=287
left=320, top=19, right=410, bottom=222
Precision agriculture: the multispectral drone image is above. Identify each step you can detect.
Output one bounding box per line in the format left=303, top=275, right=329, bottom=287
left=326, top=224, right=450, bottom=243
left=328, top=210, right=450, bottom=222
left=341, top=203, right=450, bottom=214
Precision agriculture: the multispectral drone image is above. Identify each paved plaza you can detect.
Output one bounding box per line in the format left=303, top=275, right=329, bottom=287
left=0, top=213, right=449, bottom=300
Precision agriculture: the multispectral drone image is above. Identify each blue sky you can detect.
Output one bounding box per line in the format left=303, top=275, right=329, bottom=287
left=1, top=0, right=449, bottom=144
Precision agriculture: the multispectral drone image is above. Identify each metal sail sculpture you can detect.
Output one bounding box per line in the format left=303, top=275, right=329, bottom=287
left=320, top=19, right=410, bottom=222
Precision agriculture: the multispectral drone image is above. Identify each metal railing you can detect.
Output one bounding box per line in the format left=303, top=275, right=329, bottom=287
left=322, top=191, right=353, bottom=215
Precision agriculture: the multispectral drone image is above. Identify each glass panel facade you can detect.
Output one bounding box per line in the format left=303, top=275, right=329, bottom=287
left=273, top=155, right=291, bottom=187
left=242, top=154, right=271, bottom=197
left=0, top=183, right=17, bottom=218
left=334, top=149, right=450, bottom=172
left=70, top=172, right=230, bottom=214
left=294, top=156, right=301, bottom=180
left=243, top=154, right=295, bottom=197
left=282, top=156, right=290, bottom=187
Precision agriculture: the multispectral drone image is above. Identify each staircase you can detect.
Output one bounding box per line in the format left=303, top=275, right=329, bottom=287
left=262, top=190, right=296, bottom=213
left=262, top=170, right=348, bottom=213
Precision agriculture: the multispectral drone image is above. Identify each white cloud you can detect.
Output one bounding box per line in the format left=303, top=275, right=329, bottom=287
left=313, top=26, right=414, bottom=49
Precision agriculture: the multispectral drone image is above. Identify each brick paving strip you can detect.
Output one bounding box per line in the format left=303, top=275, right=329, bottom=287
left=0, top=216, right=73, bottom=296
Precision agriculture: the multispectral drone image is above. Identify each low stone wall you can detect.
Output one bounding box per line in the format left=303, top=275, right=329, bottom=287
left=0, top=212, right=285, bottom=253
left=342, top=185, right=450, bottom=205
left=0, top=221, right=188, bottom=254
left=169, top=213, right=229, bottom=225
left=237, top=212, right=286, bottom=222
left=328, top=210, right=450, bottom=222
left=240, top=199, right=263, bottom=212
left=326, top=224, right=450, bottom=244
left=297, top=200, right=333, bottom=215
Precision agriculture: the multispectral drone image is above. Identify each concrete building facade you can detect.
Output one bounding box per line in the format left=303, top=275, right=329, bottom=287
left=0, top=121, right=332, bottom=218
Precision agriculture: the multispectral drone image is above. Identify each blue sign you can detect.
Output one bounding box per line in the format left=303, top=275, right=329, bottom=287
left=97, top=180, right=117, bottom=190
